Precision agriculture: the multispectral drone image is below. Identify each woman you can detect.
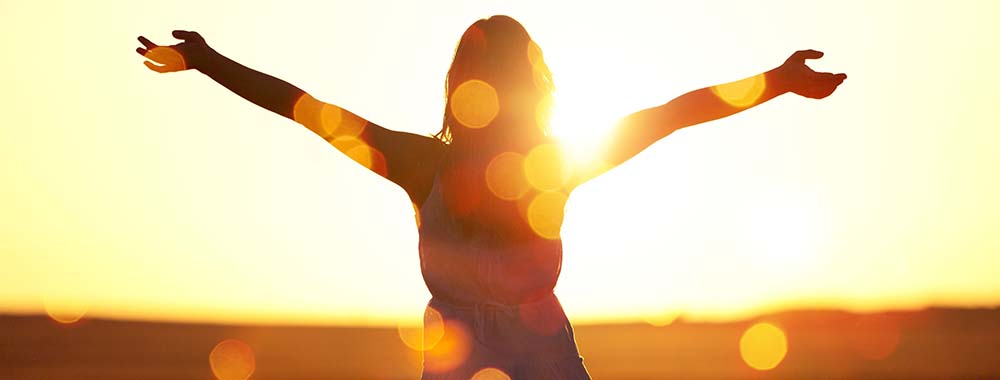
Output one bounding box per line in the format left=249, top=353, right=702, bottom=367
left=137, top=15, right=844, bottom=379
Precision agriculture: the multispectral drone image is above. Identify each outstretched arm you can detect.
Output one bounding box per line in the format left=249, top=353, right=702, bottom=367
left=136, top=31, right=445, bottom=205
left=569, top=50, right=846, bottom=187
left=137, top=31, right=337, bottom=130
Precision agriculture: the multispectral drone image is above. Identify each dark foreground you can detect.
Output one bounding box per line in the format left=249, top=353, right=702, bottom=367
left=2, top=307, right=999, bottom=379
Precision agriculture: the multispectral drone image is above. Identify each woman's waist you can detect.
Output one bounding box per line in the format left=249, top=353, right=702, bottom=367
left=418, top=226, right=563, bottom=252
left=429, top=290, right=558, bottom=313
left=426, top=292, right=576, bottom=356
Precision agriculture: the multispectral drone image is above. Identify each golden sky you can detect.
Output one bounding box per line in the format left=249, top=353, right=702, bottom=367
left=2, top=0, right=999, bottom=326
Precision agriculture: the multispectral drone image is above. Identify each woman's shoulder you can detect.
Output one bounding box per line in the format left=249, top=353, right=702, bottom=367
left=364, top=129, right=447, bottom=206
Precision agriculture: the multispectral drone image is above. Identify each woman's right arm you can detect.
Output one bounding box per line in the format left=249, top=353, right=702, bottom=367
left=136, top=30, right=445, bottom=206
left=138, top=30, right=326, bottom=128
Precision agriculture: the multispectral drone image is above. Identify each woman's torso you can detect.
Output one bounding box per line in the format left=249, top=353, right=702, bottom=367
left=417, top=148, right=566, bottom=306
left=416, top=147, right=590, bottom=379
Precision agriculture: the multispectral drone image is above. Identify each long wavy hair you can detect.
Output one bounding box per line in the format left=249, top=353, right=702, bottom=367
left=435, top=16, right=554, bottom=146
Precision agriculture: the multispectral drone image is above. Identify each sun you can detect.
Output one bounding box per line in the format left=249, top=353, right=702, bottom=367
left=548, top=92, right=613, bottom=147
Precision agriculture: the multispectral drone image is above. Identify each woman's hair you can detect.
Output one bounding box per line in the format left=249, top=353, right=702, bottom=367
left=435, top=15, right=554, bottom=145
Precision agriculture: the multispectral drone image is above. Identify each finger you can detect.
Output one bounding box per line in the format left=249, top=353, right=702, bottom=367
left=172, top=30, right=200, bottom=41
left=808, top=73, right=843, bottom=88
left=144, top=61, right=171, bottom=73
left=792, top=49, right=824, bottom=62
left=137, top=36, right=157, bottom=49
left=821, top=72, right=846, bottom=85
left=136, top=47, right=147, bottom=56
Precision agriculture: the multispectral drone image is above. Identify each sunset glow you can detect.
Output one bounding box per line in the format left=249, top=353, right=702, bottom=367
left=1, top=0, right=999, bottom=327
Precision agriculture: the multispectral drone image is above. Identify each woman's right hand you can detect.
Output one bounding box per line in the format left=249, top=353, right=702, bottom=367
left=135, top=30, right=212, bottom=73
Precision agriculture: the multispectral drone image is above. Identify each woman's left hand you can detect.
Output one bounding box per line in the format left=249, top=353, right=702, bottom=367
left=776, top=49, right=847, bottom=99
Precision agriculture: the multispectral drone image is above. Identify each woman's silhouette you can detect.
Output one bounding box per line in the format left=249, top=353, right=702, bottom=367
left=137, top=15, right=844, bottom=379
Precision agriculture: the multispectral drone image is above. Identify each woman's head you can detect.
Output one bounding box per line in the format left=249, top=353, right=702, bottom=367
left=436, top=16, right=554, bottom=147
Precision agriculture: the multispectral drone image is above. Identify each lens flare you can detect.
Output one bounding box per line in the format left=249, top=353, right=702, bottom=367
left=423, top=306, right=446, bottom=350
left=396, top=323, right=423, bottom=351
left=329, top=136, right=387, bottom=176
left=711, top=73, right=767, bottom=108
left=739, top=322, right=788, bottom=371
left=292, top=94, right=367, bottom=139
left=642, top=309, right=681, bottom=327
left=422, top=319, right=472, bottom=374
left=524, top=143, right=569, bottom=192
left=321, top=105, right=367, bottom=138
left=209, top=338, right=255, bottom=380
left=397, top=306, right=446, bottom=351
left=145, top=46, right=186, bottom=71
left=472, top=367, right=512, bottom=380
left=485, top=152, right=530, bottom=201
left=43, top=297, right=88, bottom=324
left=292, top=94, right=324, bottom=131
left=526, top=191, right=568, bottom=240
left=450, top=79, right=499, bottom=128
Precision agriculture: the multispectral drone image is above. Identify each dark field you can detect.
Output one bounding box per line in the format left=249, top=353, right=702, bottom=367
left=2, top=308, right=999, bottom=379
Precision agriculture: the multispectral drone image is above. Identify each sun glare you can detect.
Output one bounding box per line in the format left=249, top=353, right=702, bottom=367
left=548, top=93, right=614, bottom=153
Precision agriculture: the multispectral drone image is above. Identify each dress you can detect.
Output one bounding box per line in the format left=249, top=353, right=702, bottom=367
left=417, top=164, right=592, bottom=380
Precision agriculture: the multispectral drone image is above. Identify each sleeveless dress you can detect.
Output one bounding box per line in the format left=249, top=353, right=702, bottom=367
left=417, top=163, right=592, bottom=380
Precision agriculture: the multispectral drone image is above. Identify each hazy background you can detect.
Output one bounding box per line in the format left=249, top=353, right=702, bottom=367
left=2, top=0, right=999, bottom=327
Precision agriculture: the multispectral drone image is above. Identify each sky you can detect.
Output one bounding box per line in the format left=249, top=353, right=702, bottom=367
left=1, top=0, right=999, bottom=326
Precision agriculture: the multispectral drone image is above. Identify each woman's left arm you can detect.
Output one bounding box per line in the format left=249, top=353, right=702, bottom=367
left=567, top=50, right=846, bottom=188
